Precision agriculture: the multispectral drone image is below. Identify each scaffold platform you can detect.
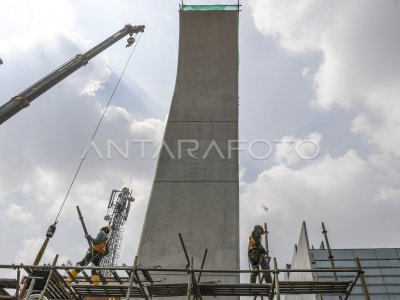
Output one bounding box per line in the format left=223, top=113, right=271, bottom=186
left=69, top=281, right=353, bottom=298
left=0, top=279, right=18, bottom=290
left=0, top=254, right=369, bottom=300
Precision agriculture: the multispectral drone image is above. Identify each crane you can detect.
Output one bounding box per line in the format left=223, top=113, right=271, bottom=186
left=0, top=24, right=145, bottom=125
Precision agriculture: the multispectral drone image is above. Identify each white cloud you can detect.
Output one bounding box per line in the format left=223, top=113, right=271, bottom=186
left=249, top=0, right=400, bottom=157
left=2, top=0, right=399, bottom=273
left=6, top=204, right=33, bottom=223
left=14, top=237, right=69, bottom=265
left=274, top=132, right=321, bottom=166
left=0, top=94, right=165, bottom=260
left=240, top=149, right=400, bottom=264
left=0, top=10, right=166, bottom=265
left=80, top=80, right=105, bottom=96
left=2, top=0, right=76, bottom=33
left=0, top=0, right=77, bottom=53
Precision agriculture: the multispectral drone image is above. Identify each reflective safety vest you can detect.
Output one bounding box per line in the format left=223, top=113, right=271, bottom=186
left=92, top=240, right=108, bottom=254
left=248, top=235, right=257, bottom=252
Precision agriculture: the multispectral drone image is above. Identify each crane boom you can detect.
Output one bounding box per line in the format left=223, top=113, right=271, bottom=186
left=0, top=24, right=144, bottom=125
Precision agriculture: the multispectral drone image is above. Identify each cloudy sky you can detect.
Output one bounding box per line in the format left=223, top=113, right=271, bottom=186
left=1, top=0, right=400, bottom=278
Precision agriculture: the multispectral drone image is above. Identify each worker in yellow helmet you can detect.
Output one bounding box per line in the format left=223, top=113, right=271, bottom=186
left=248, top=225, right=272, bottom=284
left=67, top=225, right=111, bottom=285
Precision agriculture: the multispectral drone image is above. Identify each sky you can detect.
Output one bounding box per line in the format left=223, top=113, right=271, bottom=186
left=1, top=0, right=400, bottom=279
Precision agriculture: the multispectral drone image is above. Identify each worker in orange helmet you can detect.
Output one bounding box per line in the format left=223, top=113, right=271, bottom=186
left=67, top=225, right=111, bottom=285
left=248, top=225, right=272, bottom=284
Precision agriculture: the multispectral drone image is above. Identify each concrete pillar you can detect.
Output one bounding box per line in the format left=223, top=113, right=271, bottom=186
left=137, top=8, right=239, bottom=297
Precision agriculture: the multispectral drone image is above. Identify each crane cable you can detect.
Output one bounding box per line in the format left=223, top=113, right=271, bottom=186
left=53, top=32, right=143, bottom=225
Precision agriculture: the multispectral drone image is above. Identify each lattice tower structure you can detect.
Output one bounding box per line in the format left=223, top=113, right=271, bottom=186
left=100, top=187, right=134, bottom=275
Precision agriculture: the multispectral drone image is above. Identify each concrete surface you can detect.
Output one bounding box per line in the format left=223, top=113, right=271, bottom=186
left=286, top=222, right=316, bottom=300
left=136, top=9, right=239, bottom=298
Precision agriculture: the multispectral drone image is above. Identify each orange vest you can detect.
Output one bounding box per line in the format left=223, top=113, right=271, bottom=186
left=248, top=235, right=257, bottom=252
left=92, top=240, right=107, bottom=253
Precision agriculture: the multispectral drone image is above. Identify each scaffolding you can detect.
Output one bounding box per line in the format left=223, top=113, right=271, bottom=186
left=0, top=255, right=370, bottom=300
left=0, top=228, right=371, bottom=300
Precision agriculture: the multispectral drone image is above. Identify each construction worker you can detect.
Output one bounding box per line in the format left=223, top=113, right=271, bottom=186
left=248, top=225, right=272, bottom=284
left=67, top=225, right=111, bottom=285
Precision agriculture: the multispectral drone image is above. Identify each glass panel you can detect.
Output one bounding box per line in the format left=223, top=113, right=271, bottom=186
left=331, top=249, right=355, bottom=259
left=335, top=259, right=356, bottom=268
left=383, top=276, right=400, bottom=284
left=378, top=259, right=400, bottom=268
left=365, top=268, right=384, bottom=276
left=365, top=276, right=384, bottom=284
left=315, top=260, right=331, bottom=268
left=354, top=249, right=377, bottom=259
left=375, top=249, right=398, bottom=259
left=367, top=285, right=389, bottom=294
left=311, top=249, right=329, bottom=260
left=381, top=268, right=400, bottom=276
left=396, top=248, right=400, bottom=259
left=360, top=259, right=379, bottom=267
left=385, top=284, right=400, bottom=293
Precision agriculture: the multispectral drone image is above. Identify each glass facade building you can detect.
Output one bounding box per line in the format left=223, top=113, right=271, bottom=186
left=312, top=248, right=400, bottom=299
left=286, top=222, right=400, bottom=299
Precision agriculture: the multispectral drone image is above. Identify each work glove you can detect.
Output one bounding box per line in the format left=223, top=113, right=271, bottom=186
left=85, top=234, right=92, bottom=240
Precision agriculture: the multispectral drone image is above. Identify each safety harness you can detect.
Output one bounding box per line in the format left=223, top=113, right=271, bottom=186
left=92, top=239, right=108, bottom=254
left=248, top=235, right=257, bottom=253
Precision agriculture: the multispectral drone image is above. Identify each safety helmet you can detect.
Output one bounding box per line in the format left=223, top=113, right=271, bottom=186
left=254, top=225, right=265, bottom=234
left=101, top=225, right=111, bottom=234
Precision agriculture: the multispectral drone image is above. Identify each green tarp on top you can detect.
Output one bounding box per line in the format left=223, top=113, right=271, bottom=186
left=180, top=4, right=238, bottom=11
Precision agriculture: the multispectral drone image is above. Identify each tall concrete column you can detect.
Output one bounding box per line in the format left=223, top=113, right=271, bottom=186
left=137, top=6, right=239, bottom=294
